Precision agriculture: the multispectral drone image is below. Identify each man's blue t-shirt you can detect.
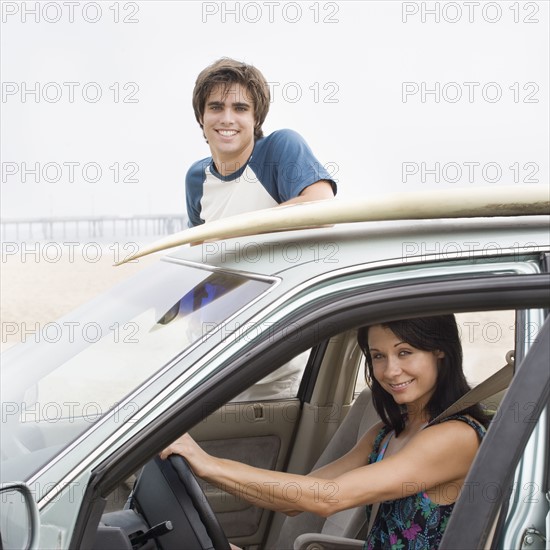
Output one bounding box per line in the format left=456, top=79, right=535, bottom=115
left=185, top=129, right=337, bottom=227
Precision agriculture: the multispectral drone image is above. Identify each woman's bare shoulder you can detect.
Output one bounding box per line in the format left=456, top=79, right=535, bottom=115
left=412, top=416, right=483, bottom=456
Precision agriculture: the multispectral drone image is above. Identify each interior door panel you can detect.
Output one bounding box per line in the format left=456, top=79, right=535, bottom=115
left=189, top=398, right=302, bottom=544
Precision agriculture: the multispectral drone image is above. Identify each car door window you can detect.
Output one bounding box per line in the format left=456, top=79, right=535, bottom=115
left=231, top=349, right=311, bottom=401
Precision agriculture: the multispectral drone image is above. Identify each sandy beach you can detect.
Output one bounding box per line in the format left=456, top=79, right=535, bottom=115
left=1, top=242, right=158, bottom=352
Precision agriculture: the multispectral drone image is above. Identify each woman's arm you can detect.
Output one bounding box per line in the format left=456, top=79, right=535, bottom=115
left=159, top=423, right=382, bottom=515
left=308, top=422, right=383, bottom=480
left=160, top=420, right=480, bottom=517
left=160, top=433, right=353, bottom=516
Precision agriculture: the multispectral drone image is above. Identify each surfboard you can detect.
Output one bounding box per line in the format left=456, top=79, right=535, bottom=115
left=116, top=184, right=549, bottom=265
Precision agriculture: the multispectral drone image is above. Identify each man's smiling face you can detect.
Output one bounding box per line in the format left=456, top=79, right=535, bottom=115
left=200, top=82, right=256, bottom=175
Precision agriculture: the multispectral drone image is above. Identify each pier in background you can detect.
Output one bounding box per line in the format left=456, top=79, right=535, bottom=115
left=0, top=214, right=188, bottom=242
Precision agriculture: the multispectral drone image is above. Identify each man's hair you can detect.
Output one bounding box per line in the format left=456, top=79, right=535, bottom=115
left=192, top=58, right=271, bottom=140
left=357, top=315, right=490, bottom=435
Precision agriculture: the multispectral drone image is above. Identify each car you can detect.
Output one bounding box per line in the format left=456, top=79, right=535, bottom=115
left=1, top=186, right=549, bottom=550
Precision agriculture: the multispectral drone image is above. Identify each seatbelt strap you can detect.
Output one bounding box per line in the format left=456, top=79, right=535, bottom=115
left=429, top=350, right=515, bottom=425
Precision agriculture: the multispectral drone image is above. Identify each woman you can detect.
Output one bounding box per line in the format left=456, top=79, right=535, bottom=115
left=160, top=315, right=489, bottom=549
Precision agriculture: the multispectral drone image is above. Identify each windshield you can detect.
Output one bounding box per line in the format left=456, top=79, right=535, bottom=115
left=0, top=259, right=273, bottom=481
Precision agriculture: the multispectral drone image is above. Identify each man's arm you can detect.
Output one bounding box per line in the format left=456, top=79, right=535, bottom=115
left=279, top=180, right=335, bottom=206
left=254, top=129, right=336, bottom=205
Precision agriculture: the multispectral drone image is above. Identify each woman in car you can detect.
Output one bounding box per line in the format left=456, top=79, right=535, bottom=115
left=161, top=315, right=489, bottom=549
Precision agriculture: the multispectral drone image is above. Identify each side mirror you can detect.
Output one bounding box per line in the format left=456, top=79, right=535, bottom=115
left=0, top=483, right=39, bottom=550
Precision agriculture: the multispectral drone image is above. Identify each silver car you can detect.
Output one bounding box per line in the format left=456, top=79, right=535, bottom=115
left=1, top=195, right=549, bottom=550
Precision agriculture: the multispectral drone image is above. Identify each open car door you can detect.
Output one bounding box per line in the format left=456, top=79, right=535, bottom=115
left=441, top=314, right=550, bottom=549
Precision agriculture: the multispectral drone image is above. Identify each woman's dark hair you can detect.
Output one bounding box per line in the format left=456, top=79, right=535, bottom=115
left=357, top=315, right=489, bottom=435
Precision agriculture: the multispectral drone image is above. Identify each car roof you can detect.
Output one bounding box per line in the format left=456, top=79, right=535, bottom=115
left=164, top=215, right=550, bottom=276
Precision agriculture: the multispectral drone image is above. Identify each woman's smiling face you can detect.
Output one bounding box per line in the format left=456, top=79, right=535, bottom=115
left=368, top=324, right=444, bottom=412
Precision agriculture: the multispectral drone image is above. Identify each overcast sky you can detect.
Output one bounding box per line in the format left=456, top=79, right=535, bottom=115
left=1, top=0, right=548, bottom=220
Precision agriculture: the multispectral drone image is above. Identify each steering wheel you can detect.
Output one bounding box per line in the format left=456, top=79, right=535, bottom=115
left=167, top=455, right=231, bottom=550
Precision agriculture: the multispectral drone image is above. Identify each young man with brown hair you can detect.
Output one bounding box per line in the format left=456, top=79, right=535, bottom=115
left=186, top=57, right=336, bottom=227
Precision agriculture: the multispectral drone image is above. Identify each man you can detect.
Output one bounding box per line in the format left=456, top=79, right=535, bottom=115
left=185, top=58, right=337, bottom=401
left=186, top=57, right=336, bottom=227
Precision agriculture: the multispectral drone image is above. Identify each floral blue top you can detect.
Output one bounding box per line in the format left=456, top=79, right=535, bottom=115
left=363, top=415, right=486, bottom=550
